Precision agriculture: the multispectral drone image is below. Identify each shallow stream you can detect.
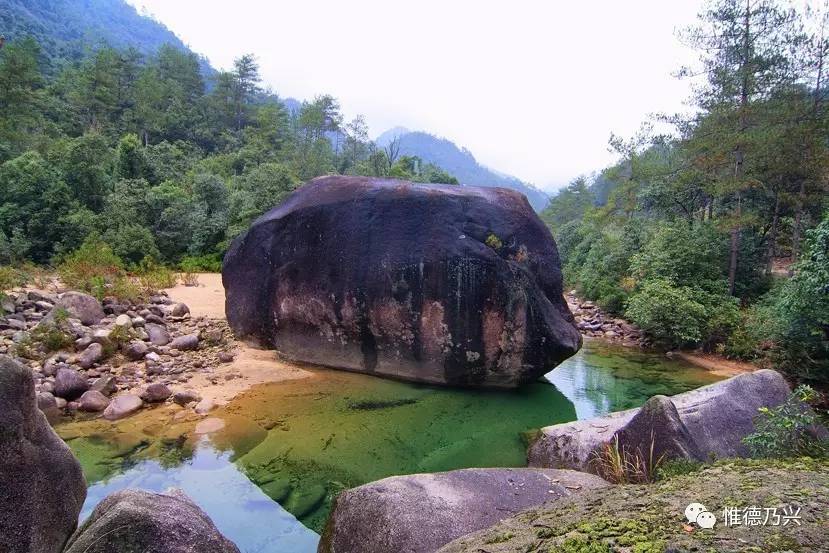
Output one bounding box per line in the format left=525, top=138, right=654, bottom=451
left=56, top=339, right=722, bottom=552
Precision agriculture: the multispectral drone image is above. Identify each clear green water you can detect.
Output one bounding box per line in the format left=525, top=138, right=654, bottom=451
left=57, top=339, right=723, bottom=552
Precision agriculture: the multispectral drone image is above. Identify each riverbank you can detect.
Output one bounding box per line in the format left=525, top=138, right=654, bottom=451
left=567, top=290, right=759, bottom=378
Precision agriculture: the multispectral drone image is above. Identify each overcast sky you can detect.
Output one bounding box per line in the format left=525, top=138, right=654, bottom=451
left=126, top=0, right=704, bottom=191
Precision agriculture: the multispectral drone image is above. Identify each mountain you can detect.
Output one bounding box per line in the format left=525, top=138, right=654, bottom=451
left=376, top=128, right=550, bottom=211
left=0, top=0, right=212, bottom=75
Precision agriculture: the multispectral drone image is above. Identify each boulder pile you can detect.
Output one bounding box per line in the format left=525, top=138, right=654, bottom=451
left=0, top=289, right=236, bottom=422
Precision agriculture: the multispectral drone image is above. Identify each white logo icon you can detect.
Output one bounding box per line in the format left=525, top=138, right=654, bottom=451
left=685, top=502, right=716, bottom=529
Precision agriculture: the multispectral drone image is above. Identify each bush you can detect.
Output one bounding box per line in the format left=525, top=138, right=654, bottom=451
left=57, top=237, right=124, bottom=295
left=135, top=257, right=176, bottom=294
left=180, top=254, right=222, bottom=273
left=104, top=224, right=160, bottom=267
left=0, top=265, right=26, bottom=290
left=625, top=279, right=709, bottom=346
left=742, top=385, right=829, bottom=458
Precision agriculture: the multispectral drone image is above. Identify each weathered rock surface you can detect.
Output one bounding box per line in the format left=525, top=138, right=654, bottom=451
left=78, top=390, right=110, bottom=412
left=170, top=333, right=199, bottom=351
left=103, top=394, right=143, bottom=420
left=438, top=459, right=829, bottom=553
left=78, top=342, right=103, bottom=369
left=63, top=488, right=240, bottom=553
left=318, top=467, right=608, bottom=553
left=54, top=367, right=90, bottom=400
left=224, top=176, right=580, bottom=388
left=0, top=355, right=86, bottom=553
left=46, top=291, right=104, bottom=326
left=528, top=369, right=791, bottom=471
left=141, top=383, right=171, bottom=403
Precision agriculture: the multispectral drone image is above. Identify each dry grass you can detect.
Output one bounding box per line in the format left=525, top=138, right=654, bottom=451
left=591, top=432, right=666, bottom=484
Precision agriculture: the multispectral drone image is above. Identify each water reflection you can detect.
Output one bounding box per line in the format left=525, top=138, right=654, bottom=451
left=546, top=339, right=722, bottom=419
left=80, top=440, right=320, bottom=553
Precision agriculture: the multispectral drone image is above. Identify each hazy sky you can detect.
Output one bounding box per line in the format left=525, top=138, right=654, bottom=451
left=126, top=0, right=703, bottom=191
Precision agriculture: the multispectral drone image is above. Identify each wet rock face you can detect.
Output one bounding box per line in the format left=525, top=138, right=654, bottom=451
left=0, top=355, right=87, bottom=553
left=223, top=176, right=580, bottom=388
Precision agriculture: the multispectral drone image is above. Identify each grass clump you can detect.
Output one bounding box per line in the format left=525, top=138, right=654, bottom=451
left=591, top=434, right=665, bottom=484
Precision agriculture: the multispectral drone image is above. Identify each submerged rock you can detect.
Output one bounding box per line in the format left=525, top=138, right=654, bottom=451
left=63, top=488, right=240, bottom=553
left=318, top=467, right=608, bottom=553
left=223, top=176, right=580, bottom=388
left=528, top=369, right=792, bottom=471
left=0, top=355, right=86, bottom=553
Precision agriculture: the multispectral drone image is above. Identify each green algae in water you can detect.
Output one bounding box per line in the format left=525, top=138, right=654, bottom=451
left=58, top=340, right=726, bottom=537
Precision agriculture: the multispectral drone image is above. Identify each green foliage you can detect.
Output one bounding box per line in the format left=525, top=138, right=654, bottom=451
left=625, top=279, right=711, bottom=346
left=485, top=233, right=503, bottom=250
left=104, top=223, right=160, bottom=266
left=30, top=308, right=74, bottom=352
left=743, top=385, right=829, bottom=458
left=180, top=254, right=222, bottom=273
left=57, top=237, right=125, bottom=297
left=766, top=215, right=829, bottom=383
left=0, top=266, right=27, bottom=291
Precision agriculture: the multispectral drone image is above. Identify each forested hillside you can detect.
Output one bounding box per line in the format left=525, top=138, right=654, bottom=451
left=377, top=128, right=550, bottom=210
left=542, top=1, right=829, bottom=384
left=0, top=20, right=462, bottom=273
left=0, top=0, right=211, bottom=75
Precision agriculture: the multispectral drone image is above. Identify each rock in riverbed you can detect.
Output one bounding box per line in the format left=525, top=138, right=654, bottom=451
left=318, top=467, right=608, bottom=553
left=64, top=488, right=240, bottom=553
left=528, top=369, right=793, bottom=471
left=223, top=176, right=580, bottom=388
left=0, top=355, right=86, bottom=553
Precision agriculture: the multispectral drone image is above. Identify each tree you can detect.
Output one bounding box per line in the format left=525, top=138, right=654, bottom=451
left=0, top=37, right=43, bottom=159
left=680, top=0, right=804, bottom=295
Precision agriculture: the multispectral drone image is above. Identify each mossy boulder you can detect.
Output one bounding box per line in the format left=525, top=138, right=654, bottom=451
left=439, top=458, right=829, bottom=553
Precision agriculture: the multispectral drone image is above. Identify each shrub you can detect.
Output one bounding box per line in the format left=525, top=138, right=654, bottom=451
left=625, top=280, right=709, bottom=346
left=0, top=266, right=26, bottom=290
left=58, top=237, right=124, bottom=293
left=180, top=254, right=222, bottom=273
left=30, top=308, right=74, bottom=352
left=591, top=434, right=665, bottom=484
left=135, top=257, right=176, bottom=295
left=103, top=224, right=160, bottom=267
left=742, top=385, right=829, bottom=458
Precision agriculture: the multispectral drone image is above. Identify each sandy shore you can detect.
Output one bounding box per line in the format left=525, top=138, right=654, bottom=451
left=164, top=273, right=312, bottom=406
left=673, top=351, right=758, bottom=377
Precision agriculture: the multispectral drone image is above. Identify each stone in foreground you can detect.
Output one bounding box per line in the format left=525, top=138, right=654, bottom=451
left=0, top=355, right=87, bottom=553
left=317, top=467, right=608, bottom=553
left=64, top=488, right=240, bottom=553
left=223, top=176, right=580, bottom=388
left=528, top=369, right=791, bottom=471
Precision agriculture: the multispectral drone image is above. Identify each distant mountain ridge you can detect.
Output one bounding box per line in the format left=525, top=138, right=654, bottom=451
left=376, top=128, right=549, bottom=211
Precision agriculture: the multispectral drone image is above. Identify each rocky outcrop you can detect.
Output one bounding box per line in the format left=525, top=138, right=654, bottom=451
left=318, top=468, right=608, bottom=553
left=63, top=488, right=240, bottom=553
left=566, top=292, right=646, bottom=346
left=527, top=369, right=791, bottom=471
left=223, top=176, right=580, bottom=388
left=438, top=459, right=829, bottom=553
left=0, top=355, right=86, bottom=553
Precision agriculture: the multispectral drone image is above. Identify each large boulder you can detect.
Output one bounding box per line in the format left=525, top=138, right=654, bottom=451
left=44, top=291, right=104, bottom=326
left=54, top=367, right=90, bottom=400
left=63, top=488, right=240, bottom=553
left=0, top=355, right=87, bottom=553
left=223, top=176, right=580, bottom=388
left=318, top=468, right=607, bottom=553
left=528, top=369, right=792, bottom=471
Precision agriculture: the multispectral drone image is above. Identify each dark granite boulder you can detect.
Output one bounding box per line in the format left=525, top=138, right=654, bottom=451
left=0, top=355, right=86, bottom=553
left=64, top=488, right=240, bottom=553
left=223, top=176, right=580, bottom=388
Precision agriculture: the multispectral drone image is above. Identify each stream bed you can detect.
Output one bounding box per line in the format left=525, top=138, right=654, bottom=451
left=57, top=339, right=723, bottom=552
